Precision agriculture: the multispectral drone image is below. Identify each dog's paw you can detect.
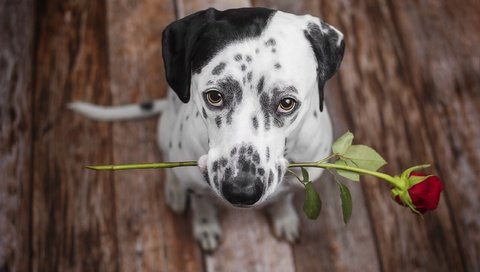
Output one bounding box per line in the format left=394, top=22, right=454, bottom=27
left=164, top=175, right=187, bottom=213
left=272, top=209, right=300, bottom=242
left=193, top=217, right=222, bottom=252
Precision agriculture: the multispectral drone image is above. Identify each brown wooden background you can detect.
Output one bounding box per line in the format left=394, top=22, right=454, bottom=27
left=1, top=0, right=479, bottom=271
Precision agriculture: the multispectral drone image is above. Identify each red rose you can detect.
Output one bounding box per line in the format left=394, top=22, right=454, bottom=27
left=395, top=172, right=444, bottom=213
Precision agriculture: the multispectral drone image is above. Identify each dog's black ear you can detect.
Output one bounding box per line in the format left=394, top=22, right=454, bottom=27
left=304, top=19, right=345, bottom=111
left=162, top=8, right=218, bottom=103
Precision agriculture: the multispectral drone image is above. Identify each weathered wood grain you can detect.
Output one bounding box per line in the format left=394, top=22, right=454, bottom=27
left=106, top=0, right=203, bottom=271
left=178, top=0, right=250, bottom=17
left=315, top=0, right=473, bottom=271
left=31, top=1, right=118, bottom=270
left=252, top=0, right=320, bottom=17
left=389, top=1, right=480, bottom=271
left=0, top=1, right=34, bottom=271
left=2, top=0, right=478, bottom=271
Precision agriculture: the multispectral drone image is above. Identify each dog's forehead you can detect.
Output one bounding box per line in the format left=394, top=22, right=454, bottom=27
left=195, top=12, right=318, bottom=92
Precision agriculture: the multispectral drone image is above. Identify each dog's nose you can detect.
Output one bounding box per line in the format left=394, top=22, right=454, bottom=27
left=222, top=172, right=264, bottom=206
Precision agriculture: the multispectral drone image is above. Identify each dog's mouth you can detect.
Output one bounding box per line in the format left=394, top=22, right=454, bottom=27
left=198, top=153, right=286, bottom=207
left=220, top=174, right=265, bottom=206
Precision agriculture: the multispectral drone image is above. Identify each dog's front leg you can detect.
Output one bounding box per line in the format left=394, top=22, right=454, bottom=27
left=164, top=169, right=188, bottom=213
left=267, top=193, right=300, bottom=243
left=191, top=194, right=222, bottom=252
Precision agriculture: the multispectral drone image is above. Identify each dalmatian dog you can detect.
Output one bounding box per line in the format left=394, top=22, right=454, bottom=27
left=69, top=7, right=344, bottom=252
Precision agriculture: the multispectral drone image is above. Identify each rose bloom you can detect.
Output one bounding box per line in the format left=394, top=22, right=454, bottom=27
left=395, top=172, right=444, bottom=213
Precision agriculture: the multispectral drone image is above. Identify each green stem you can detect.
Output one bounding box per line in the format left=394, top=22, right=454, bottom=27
left=86, top=161, right=198, bottom=171
left=288, top=162, right=401, bottom=188
left=86, top=160, right=402, bottom=188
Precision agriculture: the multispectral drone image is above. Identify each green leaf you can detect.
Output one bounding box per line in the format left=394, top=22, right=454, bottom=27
left=341, top=145, right=387, bottom=172
left=303, top=182, right=322, bottom=220
left=334, top=160, right=360, bottom=181
left=338, top=182, right=353, bottom=224
left=332, top=131, right=354, bottom=155
left=301, top=167, right=310, bottom=184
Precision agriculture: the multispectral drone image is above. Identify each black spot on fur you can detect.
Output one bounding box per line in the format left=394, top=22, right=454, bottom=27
left=247, top=146, right=253, bottom=155
left=234, top=54, right=242, bottom=61
left=203, top=172, right=210, bottom=185
left=285, top=86, right=298, bottom=93
left=178, top=142, right=182, bottom=149
left=246, top=55, right=252, bottom=62
left=186, top=115, right=189, bottom=120
left=260, top=92, right=271, bottom=130
left=140, top=101, right=153, bottom=111
left=196, top=111, right=200, bottom=117
left=313, top=110, right=318, bottom=118
left=251, top=164, right=256, bottom=175
left=212, top=62, right=226, bottom=75
left=202, top=107, right=207, bottom=118
left=212, top=160, right=219, bottom=172
left=207, top=80, right=214, bottom=85
left=219, top=158, right=228, bottom=167
left=274, top=63, right=281, bottom=69
left=241, top=160, right=250, bottom=172
left=247, top=71, right=252, bottom=82
left=240, top=146, right=246, bottom=154
left=265, top=38, right=276, bottom=46
left=225, top=167, right=232, bottom=181
left=255, top=48, right=260, bottom=54
left=218, top=77, right=243, bottom=106
left=215, top=116, right=222, bottom=128
left=169, top=141, right=172, bottom=149
left=273, top=117, right=284, bottom=128
left=213, top=175, right=219, bottom=188
left=258, top=168, right=265, bottom=175
left=226, top=109, right=233, bottom=124
left=271, top=48, right=276, bottom=53
left=201, top=218, right=208, bottom=224
left=230, top=147, right=237, bottom=156
left=277, top=164, right=282, bottom=183
left=257, top=76, right=265, bottom=94
left=253, top=151, right=260, bottom=164
left=252, top=116, right=258, bottom=130
left=266, top=147, right=270, bottom=161
left=241, top=64, right=246, bottom=71
left=268, top=170, right=274, bottom=186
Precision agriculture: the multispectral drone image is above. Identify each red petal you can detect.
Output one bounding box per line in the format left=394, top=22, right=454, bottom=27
left=408, top=175, right=444, bottom=213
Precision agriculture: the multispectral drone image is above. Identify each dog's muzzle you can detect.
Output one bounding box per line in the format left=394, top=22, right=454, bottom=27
left=221, top=171, right=264, bottom=206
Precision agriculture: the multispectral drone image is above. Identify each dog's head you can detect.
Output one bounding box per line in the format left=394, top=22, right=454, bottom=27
left=162, top=8, right=344, bottom=207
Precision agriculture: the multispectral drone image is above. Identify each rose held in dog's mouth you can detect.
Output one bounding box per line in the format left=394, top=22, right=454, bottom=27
left=88, top=131, right=445, bottom=219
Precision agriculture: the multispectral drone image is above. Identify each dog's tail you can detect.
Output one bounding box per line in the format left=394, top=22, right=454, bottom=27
left=67, top=99, right=167, bottom=121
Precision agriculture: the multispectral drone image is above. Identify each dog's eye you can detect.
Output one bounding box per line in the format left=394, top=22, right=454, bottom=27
left=277, top=97, right=297, bottom=113
left=205, top=90, right=224, bottom=107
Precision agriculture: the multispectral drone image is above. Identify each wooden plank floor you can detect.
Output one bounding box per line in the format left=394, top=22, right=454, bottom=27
left=1, top=0, right=479, bottom=271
